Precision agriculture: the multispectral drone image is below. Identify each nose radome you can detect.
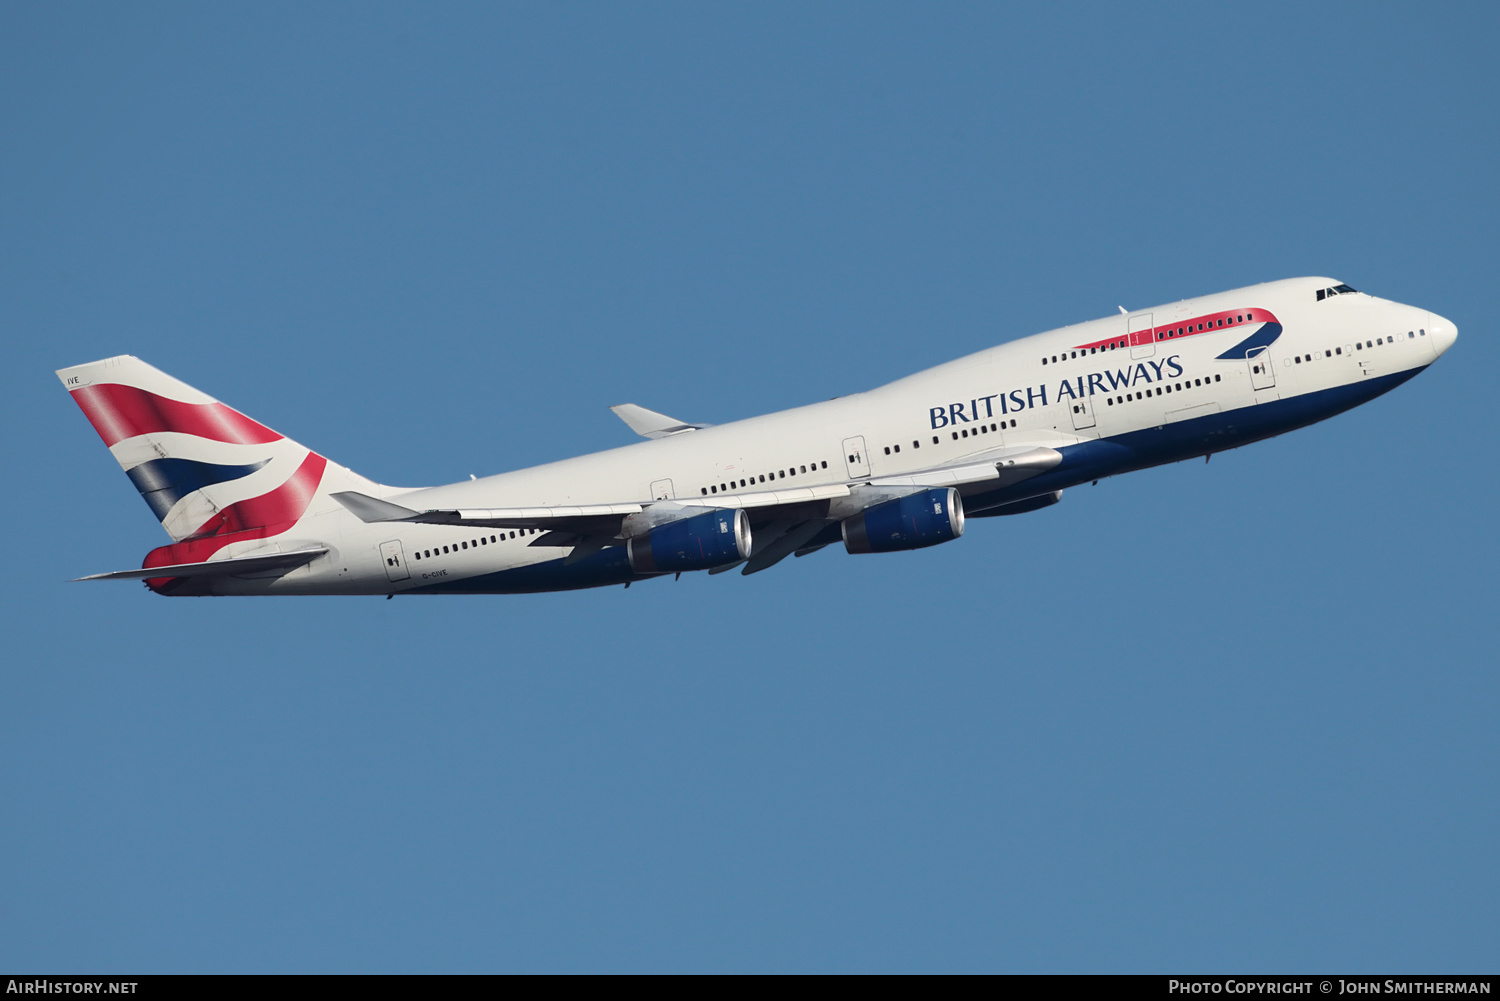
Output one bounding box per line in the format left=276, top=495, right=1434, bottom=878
left=1428, top=312, right=1458, bottom=356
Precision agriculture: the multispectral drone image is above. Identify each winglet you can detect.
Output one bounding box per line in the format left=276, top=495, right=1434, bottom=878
left=609, top=404, right=710, bottom=439
left=330, top=491, right=421, bottom=523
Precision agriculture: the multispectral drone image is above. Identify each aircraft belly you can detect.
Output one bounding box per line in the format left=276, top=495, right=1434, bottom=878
left=964, top=366, right=1427, bottom=512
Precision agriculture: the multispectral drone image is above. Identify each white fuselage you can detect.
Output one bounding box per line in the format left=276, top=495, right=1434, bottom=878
left=193, top=276, right=1456, bottom=595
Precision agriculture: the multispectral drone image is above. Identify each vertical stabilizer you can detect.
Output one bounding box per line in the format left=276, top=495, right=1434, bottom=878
left=57, top=355, right=379, bottom=543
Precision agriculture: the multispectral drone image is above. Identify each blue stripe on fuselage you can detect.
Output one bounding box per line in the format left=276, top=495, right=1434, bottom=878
left=405, top=544, right=648, bottom=595
left=964, top=364, right=1425, bottom=514
left=1215, top=322, right=1283, bottom=360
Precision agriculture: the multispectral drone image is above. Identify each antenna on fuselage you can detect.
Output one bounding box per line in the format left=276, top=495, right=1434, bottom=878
left=1118, top=306, right=1128, bottom=315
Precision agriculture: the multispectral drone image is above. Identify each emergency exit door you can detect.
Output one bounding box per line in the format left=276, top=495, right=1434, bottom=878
left=1069, top=394, right=1097, bottom=431
left=1248, top=347, right=1276, bottom=389
left=1129, top=313, right=1156, bottom=359
left=842, top=436, right=870, bottom=479
left=379, top=540, right=410, bottom=582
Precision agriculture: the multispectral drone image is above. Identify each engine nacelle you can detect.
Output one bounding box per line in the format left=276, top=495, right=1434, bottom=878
left=627, top=508, right=751, bottom=573
left=841, top=487, right=964, bottom=554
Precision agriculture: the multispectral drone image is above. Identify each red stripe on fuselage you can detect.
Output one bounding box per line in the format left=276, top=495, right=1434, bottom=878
left=70, top=383, right=282, bottom=448
left=1069, top=308, right=1281, bottom=353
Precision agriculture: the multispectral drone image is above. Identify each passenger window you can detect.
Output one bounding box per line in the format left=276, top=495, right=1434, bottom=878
left=912, top=441, right=919, bottom=449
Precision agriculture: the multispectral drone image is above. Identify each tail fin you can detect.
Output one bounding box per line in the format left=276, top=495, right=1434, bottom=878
left=58, top=355, right=378, bottom=542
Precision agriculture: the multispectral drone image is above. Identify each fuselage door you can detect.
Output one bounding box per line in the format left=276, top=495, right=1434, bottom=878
left=842, top=436, right=871, bottom=479
left=650, top=478, right=674, bottom=500
left=1069, top=394, right=1097, bottom=431
left=1129, top=312, right=1156, bottom=359
left=1248, top=346, right=1276, bottom=389
left=379, top=540, right=410, bottom=582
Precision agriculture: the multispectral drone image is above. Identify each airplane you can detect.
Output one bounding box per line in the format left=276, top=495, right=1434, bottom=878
left=58, top=276, right=1455, bottom=596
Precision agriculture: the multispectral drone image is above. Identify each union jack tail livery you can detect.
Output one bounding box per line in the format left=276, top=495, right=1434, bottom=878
left=59, top=355, right=381, bottom=593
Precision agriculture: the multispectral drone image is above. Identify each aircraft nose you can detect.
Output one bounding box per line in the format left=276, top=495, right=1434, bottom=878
left=1427, top=312, right=1458, bottom=357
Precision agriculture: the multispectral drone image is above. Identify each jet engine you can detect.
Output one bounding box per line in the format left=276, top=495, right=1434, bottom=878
left=626, top=508, right=752, bottom=573
left=841, top=487, right=964, bottom=554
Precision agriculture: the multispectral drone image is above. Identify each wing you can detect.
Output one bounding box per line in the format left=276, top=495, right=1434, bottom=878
left=609, top=403, right=712, bottom=439
left=330, top=444, right=1062, bottom=575
left=74, top=546, right=329, bottom=581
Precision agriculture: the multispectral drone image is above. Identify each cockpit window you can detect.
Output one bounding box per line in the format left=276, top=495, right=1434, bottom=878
left=1316, top=283, right=1360, bottom=301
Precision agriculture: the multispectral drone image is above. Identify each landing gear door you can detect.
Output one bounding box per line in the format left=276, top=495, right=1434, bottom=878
left=1069, top=395, right=1097, bottom=431
left=1248, top=347, right=1276, bottom=389
left=842, top=436, right=870, bottom=479
left=1129, top=312, right=1156, bottom=359
left=379, top=540, right=410, bottom=582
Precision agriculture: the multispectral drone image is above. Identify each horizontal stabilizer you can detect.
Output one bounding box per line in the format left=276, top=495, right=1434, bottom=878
left=610, top=403, right=710, bottom=439
left=74, top=546, right=328, bottom=581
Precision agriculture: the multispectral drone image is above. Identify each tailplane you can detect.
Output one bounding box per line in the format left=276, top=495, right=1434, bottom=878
left=58, top=355, right=379, bottom=544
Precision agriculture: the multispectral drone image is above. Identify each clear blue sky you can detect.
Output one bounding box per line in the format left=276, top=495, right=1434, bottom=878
left=2, top=2, right=1495, bottom=973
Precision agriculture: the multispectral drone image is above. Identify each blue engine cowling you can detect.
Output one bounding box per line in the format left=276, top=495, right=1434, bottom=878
left=627, top=508, right=752, bottom=573
left=841, top=487, right=964, bottom=554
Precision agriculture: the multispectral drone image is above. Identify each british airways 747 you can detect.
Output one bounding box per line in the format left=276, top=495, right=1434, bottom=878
left=58, top=277, right=1455, bottom=595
